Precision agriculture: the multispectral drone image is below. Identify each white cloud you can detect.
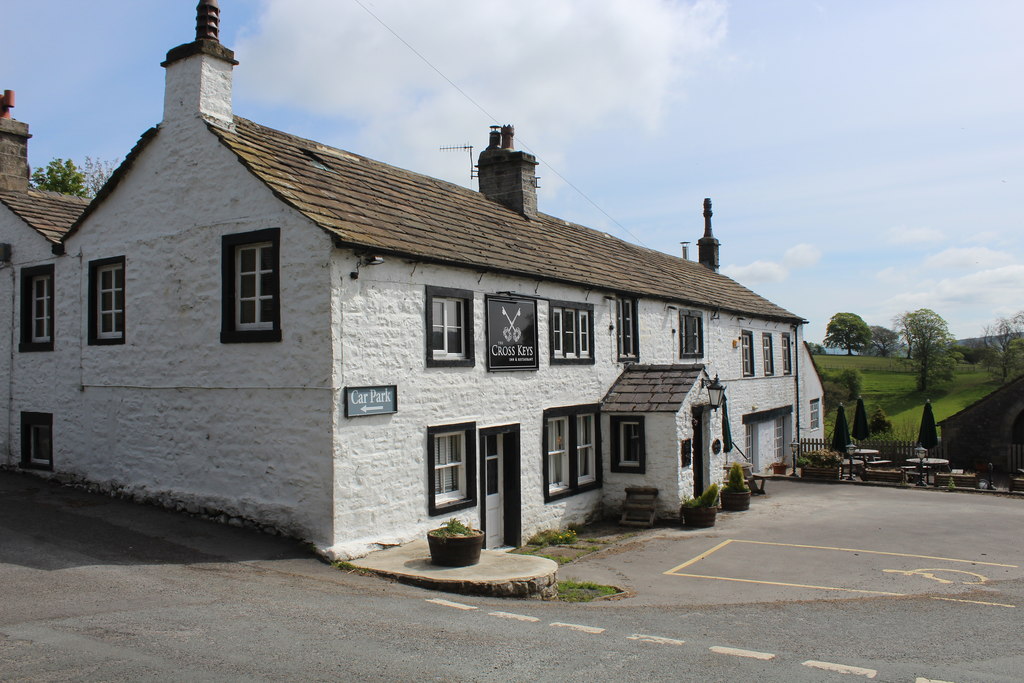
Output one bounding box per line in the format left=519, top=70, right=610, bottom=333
left=722, top=260, right=788, bottom=283
left=235, top=0, right=728, bottom=186
left=923, top=247, right=1014, bottom=271
left=782, top=243, right=821, bottom=268
left=886, top=226, right=946, bottom=246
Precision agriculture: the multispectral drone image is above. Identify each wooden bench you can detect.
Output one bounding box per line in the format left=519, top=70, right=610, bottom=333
left=748, top=473, right=768, bottom=495
left=863, top=468, right=907, bottom=485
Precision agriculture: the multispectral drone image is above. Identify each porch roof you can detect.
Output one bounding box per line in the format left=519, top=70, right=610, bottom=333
left=602, top=364, right=705, bottom=413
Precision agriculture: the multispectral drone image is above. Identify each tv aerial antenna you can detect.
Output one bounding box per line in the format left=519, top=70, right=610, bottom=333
left=439, top=144, right=476, bottom=180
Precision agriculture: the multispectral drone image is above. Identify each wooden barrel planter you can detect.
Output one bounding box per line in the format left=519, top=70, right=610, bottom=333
left=720, top=490, right=751, bottom=511
left=427, top=532, right=484, bottom=567
left=680, top=505, right=717, bottom=528
left=800, top=466, right=840, bottom=480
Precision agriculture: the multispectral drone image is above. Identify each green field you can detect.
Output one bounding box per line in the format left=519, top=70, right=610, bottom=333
left=811, top=355, right=1001, bottom=436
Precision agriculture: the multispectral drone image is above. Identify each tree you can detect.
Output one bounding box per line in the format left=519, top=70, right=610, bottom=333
left=82, top=156, right=118, bottom=197
left=31, top=158, right=87, bottom=197
left=980, top=312, right=1024, bottom=382
left=895, top=308, right=956, bottom=392
left=823, top=312, right=871, bottom=355
left=868, top=325, right=900, bottom=357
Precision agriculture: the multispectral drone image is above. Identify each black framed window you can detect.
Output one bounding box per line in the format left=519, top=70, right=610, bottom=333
left=810, top=398, right=821, bottom=429
left=782, top=333, right=793, bottom=375
left=741, top=330, right=755, bottom=377
left=427, top=421, right=477, bottom=515
left=19, top=264, right=54, bottom=352
left=543, top=404, right=601, bottom=502
left=222, top=228, right=281, bottom=343
left=611, top=415, right=646, bottom=473
left=679, top=310, right=703, bottom=359
left=550, top=300, right=594, bottom=365
left=426, top=286, right=474, bottom=367
left=762, top=333, right=775, bottom=376
left=616, top=297, right=639, bottom=361
left=20, top=412, right=53, bottom=471
left=88, top=256, right=125, bottom=345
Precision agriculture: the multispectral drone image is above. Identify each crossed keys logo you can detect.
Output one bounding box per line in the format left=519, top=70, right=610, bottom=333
left=501, top=306, right=523, bottom=342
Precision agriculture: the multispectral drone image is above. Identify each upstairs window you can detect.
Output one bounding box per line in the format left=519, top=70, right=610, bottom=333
left=810, top=398, right=821, bottom=430
left=741, top=330, right=754, bottom=376
left=616, top=297, right=639, bottom=361
left=679, top=310, right=703, bottom=359
left=425, top=286, right=474, bottom=367
left=19, top=264, right=54, bottom=352
left=762, top=333, right=775, bottom=376
left=550, top=301, right=594, bottom=365
left=222, top=229, right=281, bottom=343
left=782, top=333, right=793, bottom=375
left=88, top=256, right=125, bottom=345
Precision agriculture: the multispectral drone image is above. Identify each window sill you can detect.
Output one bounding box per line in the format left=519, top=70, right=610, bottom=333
left=221, top=329, right=282, bottom=344
left=550, top=356, right=595, bottom=366
left=19, top=342, right=54, bottom=353
left=426, top=357, right=475, bottom=368
left=544, top=480, right=600, bottom=503
left=429, top=496, right=476, bottom=517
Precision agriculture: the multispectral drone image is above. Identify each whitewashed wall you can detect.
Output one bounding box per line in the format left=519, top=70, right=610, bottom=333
left=40, top=114, right=338, bottom=544
left=0, top=209, right=61, bottom=464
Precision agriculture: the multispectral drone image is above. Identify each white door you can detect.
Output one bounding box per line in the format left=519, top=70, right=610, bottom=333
left=484, top=433, right=504, bottom=548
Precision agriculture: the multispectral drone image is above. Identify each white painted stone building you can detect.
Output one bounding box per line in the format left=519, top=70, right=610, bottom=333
left=1, top=4, right=823, bottom=559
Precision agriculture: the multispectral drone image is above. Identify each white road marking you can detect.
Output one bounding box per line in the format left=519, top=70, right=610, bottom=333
left=915, top=678, right=956, bottom=683
left=627, top=634, right=686, bottom=646
left=425, top=598, right=477, bottom=611
left=710, top=645, right=776, bottom=661
left=489, top=611, right=540, bottom=622
left=803, top=660, right=877, bottom=678
left=550, top=622, right=605, bottom=634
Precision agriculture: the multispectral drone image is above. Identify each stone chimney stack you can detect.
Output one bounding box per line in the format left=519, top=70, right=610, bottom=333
left=697, top=197, right=720, bottom=272
left=161, top=0, right=238, bottom=129
left=476, top=125, right=539, bottom=219
left=0, top=90, right=31, bottom=193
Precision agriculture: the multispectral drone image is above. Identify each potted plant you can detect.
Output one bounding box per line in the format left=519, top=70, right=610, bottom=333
left=721, top=463, right=751, bottom=511
left=427, top=518, right=484, bottom=567
left=680, top=483, right=720, bottom=528
left=771, top=461, right=788, bottom=475
left=798, top=448, right=842, bottom=480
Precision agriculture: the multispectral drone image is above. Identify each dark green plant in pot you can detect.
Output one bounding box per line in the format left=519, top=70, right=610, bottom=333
left=427, top=517, right=483, bottom=567
left=721, top=463, right=752, bottom=511
left=681, top=483, right=720, bottom=528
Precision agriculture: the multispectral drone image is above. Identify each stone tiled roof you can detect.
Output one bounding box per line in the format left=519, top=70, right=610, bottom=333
left=0, top=189, right=89, bottom=244
left=209, top=117, right=803, bottom=323
left=602, top=364, right=705, bottom=413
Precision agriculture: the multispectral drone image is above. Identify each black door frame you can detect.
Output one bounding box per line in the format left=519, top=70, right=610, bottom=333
left=479, top=424, right=522, bottom=548
left=692, top=407, right=705, bottom=495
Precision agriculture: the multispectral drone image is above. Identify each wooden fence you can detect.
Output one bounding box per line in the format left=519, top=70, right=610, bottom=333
left=797, top=438, right=947, bottom=466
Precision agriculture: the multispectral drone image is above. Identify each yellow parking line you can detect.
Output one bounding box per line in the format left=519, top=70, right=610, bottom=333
left=668, top=572, right=905, bottom=596
left=931, top=597, right=1015, bottom=608
left=732, top=540, right=1017, bottom=568
left=664, top=539, right=735, bottom=574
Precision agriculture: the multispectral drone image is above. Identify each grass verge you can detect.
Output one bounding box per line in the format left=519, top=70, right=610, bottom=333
left=556, top=579, right=620, bottom=602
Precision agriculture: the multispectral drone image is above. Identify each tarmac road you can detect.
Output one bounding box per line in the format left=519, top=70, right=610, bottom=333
left=2, top=470, right=1023, bottom=682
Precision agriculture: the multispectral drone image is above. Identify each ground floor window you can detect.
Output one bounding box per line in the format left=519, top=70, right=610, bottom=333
left=611, top=416, right=646, bottom=473
left=543, top=404, right=601, bottom=501
left=20, top=412, right=53, bottom=471
left=810, top=398, right=821, bottom=430
left=427, top=422, right=477, bottom=516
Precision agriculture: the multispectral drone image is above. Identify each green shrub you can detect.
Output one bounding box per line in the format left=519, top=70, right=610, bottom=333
left=724, top=462, right=749, bottom=493
left=682, top=483, right=720, bottom=508
left=868, top=406, right=893, bottom=435
left=428, top=518, right=478, bottom=538
left=797, top=449, right=843, bottom=468
left=527, top=528, right=578, bottom=546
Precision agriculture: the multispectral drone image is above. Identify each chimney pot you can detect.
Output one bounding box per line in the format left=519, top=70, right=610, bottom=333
left=1, top=90, right=14, bottom=119
left=500, top=124, right=514, bottom=150
left=487, top=126, right=501, bottom=150
left=697, top=197, right=720, bottom=272
left=196, top=0, right=221, bottom=42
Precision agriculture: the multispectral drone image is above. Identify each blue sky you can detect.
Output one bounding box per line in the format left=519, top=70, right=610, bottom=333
left=6, top=1, right=1022, bottom=343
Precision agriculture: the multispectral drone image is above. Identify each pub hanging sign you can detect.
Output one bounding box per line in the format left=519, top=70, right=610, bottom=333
left=486, top=296, right=538, bottom=371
